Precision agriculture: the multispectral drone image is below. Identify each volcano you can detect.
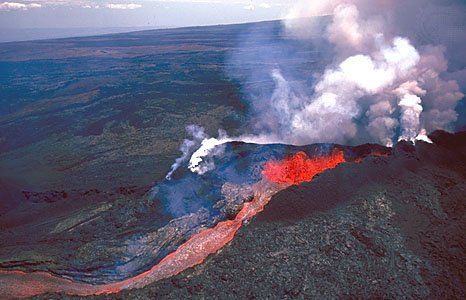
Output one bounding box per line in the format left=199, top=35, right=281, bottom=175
left=0, top=139, right=389, bottom=297
left=0, top=11, right=465, bottom=299
left=0, top=130, right=465, bottom=299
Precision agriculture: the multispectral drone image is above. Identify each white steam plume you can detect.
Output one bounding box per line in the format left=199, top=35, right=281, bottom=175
left=187, top=130, right=287, bottom=175
left=188, top=129, right=232, bottom=175
left=184, top=0, right=463, bottom=175
left=394, top=81, right=426, bottom=142
left=252, top=36, right=421, bottom=146
left=165, top=125, right=207, bottom=180
left=284, top=0, right=462, bottom=144
left=268, top=0, right=462, bottom=146
left=398, top=94, right=424, bottom=142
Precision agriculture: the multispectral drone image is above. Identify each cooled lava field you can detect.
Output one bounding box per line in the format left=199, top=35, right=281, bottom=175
left=0, top=12, right=465, bottom=299
left=0, top=130, right=463, bottom=299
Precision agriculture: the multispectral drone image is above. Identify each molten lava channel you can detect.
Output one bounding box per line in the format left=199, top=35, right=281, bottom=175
left=0, top=150, right=348, bottom=299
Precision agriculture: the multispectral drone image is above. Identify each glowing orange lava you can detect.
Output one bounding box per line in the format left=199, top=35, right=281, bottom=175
left=0, top=180, right=280, bottom=299
left=262, top=150, right=346, bottom=185
left=0, top=149, right=352, bottom=299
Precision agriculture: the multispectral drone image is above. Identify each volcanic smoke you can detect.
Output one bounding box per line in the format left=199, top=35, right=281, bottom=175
left=182, top=0, right=462, bottom=176
left=161, top=3, right=465, bottom=297
left=3, top=0, right=463, bottom=299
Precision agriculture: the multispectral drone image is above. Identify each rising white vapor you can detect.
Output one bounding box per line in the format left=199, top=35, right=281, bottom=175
left=251, top=36, right=422, bottom=146
left=266, top=0, right=463, bottom=146
left=188, top=130, right=231, bottom=175
left=398, top=94, right=424, bottom=142
left=165, top=125, right=208, bottom=180
left=188, top=137, right=230, bottom=175
left=184, top=0, right=464, bottom=175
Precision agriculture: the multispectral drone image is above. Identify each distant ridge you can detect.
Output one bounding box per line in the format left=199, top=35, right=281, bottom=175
left=0, top=27, right=164, bottom=44
left=0, top=19, right=287, bottom=44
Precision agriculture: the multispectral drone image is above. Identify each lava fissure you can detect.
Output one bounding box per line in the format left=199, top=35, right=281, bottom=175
left=262, top=150, right=346, bottom=185
left=0, top=150, right=353, bottom=299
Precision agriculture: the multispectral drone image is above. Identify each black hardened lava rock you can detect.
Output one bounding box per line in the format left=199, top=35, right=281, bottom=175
left=31, top=130, right=466, bottom=299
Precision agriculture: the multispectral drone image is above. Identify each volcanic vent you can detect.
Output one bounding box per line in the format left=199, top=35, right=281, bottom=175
left=262, top=150, right=345, bottom=185
left=0, top=141, right=390, bottom=299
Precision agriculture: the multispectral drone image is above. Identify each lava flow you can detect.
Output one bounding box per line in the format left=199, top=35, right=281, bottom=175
left=0, top=150, right=349, bottom=299
left=262, top=149, right=346, bottom=185
left=0, top=180, right=280, bottom=299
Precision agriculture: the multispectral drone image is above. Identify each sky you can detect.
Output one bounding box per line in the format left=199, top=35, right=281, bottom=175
left=0, top=1, right=291, bottom=29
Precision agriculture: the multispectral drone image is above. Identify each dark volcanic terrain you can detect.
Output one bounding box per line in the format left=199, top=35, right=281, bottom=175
left=0, top=21, right=332, bottom=291
left=0, top=20, right=465, bottom=299
left=28, top=131, right=466, bottom=299
left=0, top=20, right=330, bottom=196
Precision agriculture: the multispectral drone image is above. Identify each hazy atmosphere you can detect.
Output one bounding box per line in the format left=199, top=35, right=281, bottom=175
left=0, top=0, right=289, bottom=42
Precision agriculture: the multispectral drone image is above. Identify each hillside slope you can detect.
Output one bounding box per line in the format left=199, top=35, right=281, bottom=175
left=33, top=131, right=466, bottom=299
